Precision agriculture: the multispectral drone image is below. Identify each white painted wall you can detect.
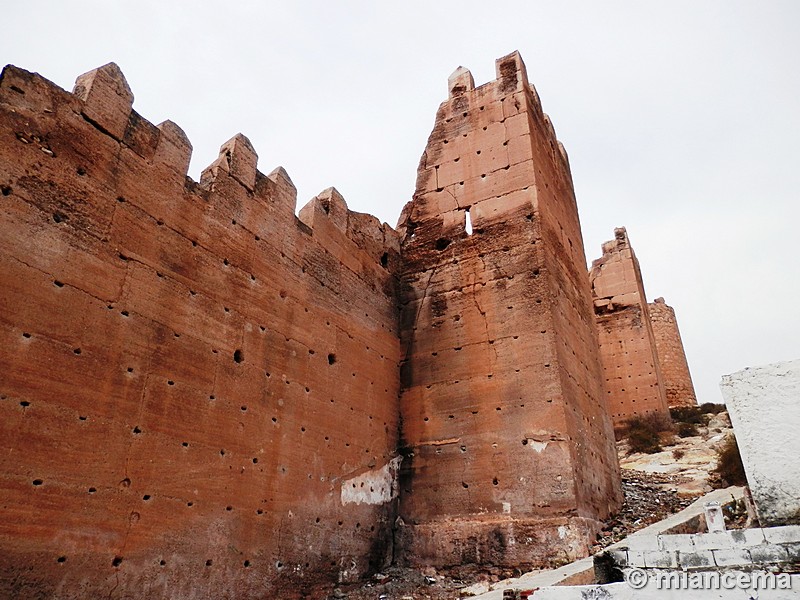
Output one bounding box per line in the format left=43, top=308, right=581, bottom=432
left=720, top=359, right=800, bottom=526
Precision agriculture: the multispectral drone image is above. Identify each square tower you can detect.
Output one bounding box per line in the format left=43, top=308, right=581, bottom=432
left=396, top=53, right=622, bottom=569
left=590, top=227, right=671, bottom=428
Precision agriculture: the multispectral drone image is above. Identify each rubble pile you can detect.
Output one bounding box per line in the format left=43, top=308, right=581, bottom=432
left=594, top=470, right=693, bottom=549
left=329, top=567, right=471, bottom=600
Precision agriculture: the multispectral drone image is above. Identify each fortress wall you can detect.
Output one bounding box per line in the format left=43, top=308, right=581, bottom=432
left=395, top=53, right=621, bottom=570
left=0, top=54, right=641, bottom=596
left=649, top=298, right=697, bottom=407
left=0, top=63, right=401, bottom=599
left=590, top=228, right=670, bottom=429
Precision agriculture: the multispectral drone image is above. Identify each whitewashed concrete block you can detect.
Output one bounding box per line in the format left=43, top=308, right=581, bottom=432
left=727, top=527, right=767, bottom=546
left=712, top=547, right=752, bottom=567
left=692, top=531, right=737, bottom=551
left=678, top=550, right=715, bottom=569
left=762, top=524, right=800, bottom=545
left=748, top=543, right=789, bottom=563
left=626, top=550, right=646, bottom=568
left=704, top=501, right=726, bottom=532
left=720, top=359, right=800, bottom=526
left=657, top=533, right=695, bottom=552
left=643, top=550, right=678, bottom=568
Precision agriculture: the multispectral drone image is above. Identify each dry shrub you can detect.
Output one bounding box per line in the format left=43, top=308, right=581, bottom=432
left=670, top=406, right=707, bottom=426
left=676, top=421, right=699, bottom=438
left=624, top=412, right=672, bottom=454
left=711, top=434, right=747, bottom=488
left=672, top=448, right=686, bottom=460
left=700, top=402, right=725, bottom=415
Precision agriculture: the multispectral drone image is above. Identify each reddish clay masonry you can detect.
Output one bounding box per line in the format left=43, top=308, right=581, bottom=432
left=0, top=53, right=694, bottom=599
left=0, top=62, right=401, bottom=599
left=395, top=52, right=621, bottom=569
left=649, top=297, right=697, bottom=408
left=590, top=227, right=670, bottom=429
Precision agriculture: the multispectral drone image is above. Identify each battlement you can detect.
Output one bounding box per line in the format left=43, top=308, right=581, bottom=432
left=591, top=226, right=642, bottom=310
left=1, top=63, right=399, bottom=270
left=599, top=226, right=631, bottom=255
left=404, top=52, right=569, bottom=234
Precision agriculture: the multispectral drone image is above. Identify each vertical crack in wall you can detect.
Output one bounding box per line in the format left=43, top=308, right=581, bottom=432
left=473, top=255, right=497, bottom=363
left=106, top=572, right=120, bottom=600
left=123, top=373, right=150, bottom=483
left=407, top=265, right=438, bottom=361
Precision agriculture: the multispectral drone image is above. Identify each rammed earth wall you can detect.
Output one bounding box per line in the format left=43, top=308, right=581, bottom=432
left=0, top=63, right=402, bottom=599
left=395, top=52, right=621, bottom=570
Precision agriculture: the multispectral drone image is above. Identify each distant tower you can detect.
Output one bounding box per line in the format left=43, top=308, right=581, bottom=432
left=649, top=297, right=697, bottom=407
left=395, top=52, right=622, bottom=569
left=590, top=227, right=670, bottom=429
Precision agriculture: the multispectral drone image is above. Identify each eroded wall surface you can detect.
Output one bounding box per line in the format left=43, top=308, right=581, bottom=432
left=0, top=63, right=402, bottom=599
left=395, top=52, right=622, bottom=570
left=590, top=228, right=669, bottom=428
left=648, top=297, right=697, bottom=407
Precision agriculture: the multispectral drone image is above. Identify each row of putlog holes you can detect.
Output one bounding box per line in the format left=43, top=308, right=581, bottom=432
left=50, top=555, right=286, bottom=570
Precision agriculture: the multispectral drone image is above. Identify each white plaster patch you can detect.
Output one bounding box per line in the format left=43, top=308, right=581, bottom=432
left=525, top=439, right=548, bottom=453
left=558, top=525, right=568, bottom=539
left=341, top=456, right=401, bottom=506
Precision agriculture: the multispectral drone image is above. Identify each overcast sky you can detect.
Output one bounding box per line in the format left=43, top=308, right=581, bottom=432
left=3, top=1, right=798, bottom=404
